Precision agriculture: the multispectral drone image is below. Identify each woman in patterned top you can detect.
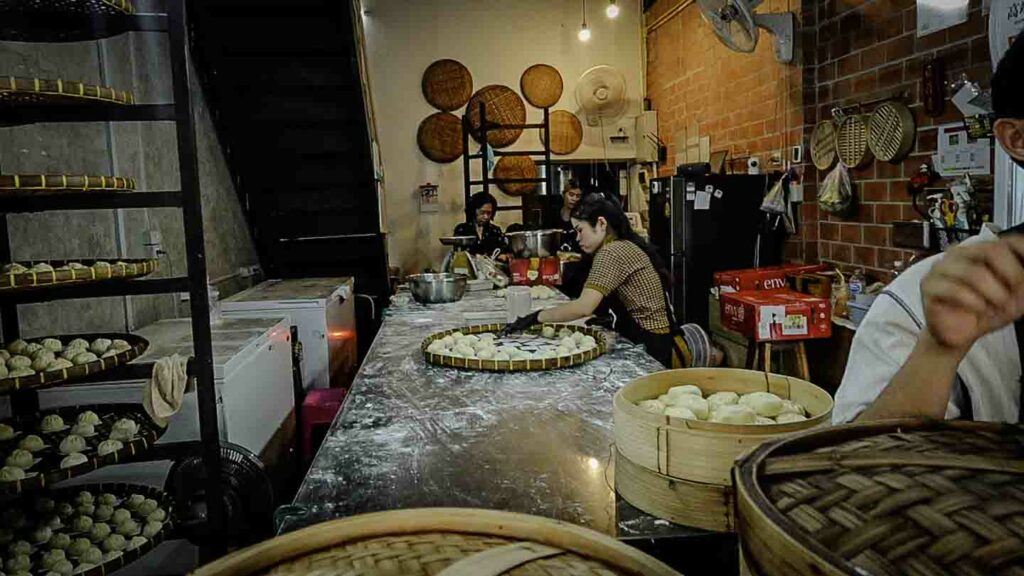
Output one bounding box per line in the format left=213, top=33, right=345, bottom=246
left=505, top=194, right=711, bottom=367
left=454, top=192, right=507, bottom=256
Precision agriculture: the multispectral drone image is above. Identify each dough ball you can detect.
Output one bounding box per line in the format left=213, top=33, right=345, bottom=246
left=0, top=363, right=7, bottom=378
left=59, top=434, right=87, bottom=455
left=2, top=262, right=27, bottom=273
left=30, top=262, right=54, bottom=272
left=41, top=338, right=63, bottom=352
left=5, top=553, right=30, bottom=572
left=111, top=419, right=138, bottom=437
left=142, top=520, right=163, bottom=538
left=115, top=520, right=139, bottom=537
left=9, top=539, right=31, bottom=555
left=775, top=413, right=808, bottom=424
left=578, top=335, right=597, bottom=350
left=558, top=336, right=576, bottom=350
left=137, top=499, right=158, bottom=516
left=492, top=352, right=510, bottom=361
left=541, top=325, right=556, bottom=339
left=7, top=355, right=31, bottom=370
left=706, top=391, right=740, bottom=411
left=74, top=491, right=95, bottom=506
left=146, top=508, right=166, bottom=523
left=94, top=505, right=113, bottom=522
left=7, top=339, right=29, bottom=355
left=636, top=399, right=666, bottom=413
left=19, top=434, right=45, bottom=452
left=557, top=327, right=573, bottom=339
left=81, top=546, right=103, bottom=564
left=102, top=534, right=126, bottom=552
left=89, top=522, right=111, bottom=542
left=666, top=385, right=703, bottom=400
left=755, top=416, right=776, bottom=425
left=31, top=351, right=55, bottom=371
left=476, top=347, right=495, bottom=360
left=738, top=392, right=785, bottom=418
left=0, top=423, right=14, bottom=441
left=5, top=448, right=33, bottom=469
left=0, top=466, right=25, bottom=482
left=41, top=413, right=65, bottom=432
left=127, top=536, right=147, bottom=551
left=97, top=493, right=117, bottom=505
left=56, top=503, right=74, bottom=519
left=124, top=495, right=145, bottom=511
left=97, top=439, right=123, bottom=457
left=664, top=405, right=698, bottom=420
left=41, top=548, right=66, bottom=570
left=89, top=339, right=112, bottom=355
left=71, top=515, right=93, bottom=533
left=33, top=525, right=53, bottom=543
left=110, top=509, right=131, bottom=526
left=425, top=341, right=446, bottom=354
left=0, top=349, right=8, bottom=361
left=554, top=346, right=572, bottom=356
left=439, top=336, right=455, bottom=348
left=8, top=367, right=34, bottom=378
left=77, top=411, right=102, bottom=426
left=50, top=559, right=74, bottom=576
left=67, top=338, right=89, bottom=350
left=709, top=404, right=758, bottom=425
left=60, top=453, right=87, bottom=469
left=71, top=351, right=98, bottom=365
left=70, top=423, right=95, bottom=437
left=779, top=400, right=806, bottom=417
left=667, top=395, right=709, bottom=420
left=478, top=332, right=496, bottom=342
left=24, top=342, right=43, bottom=356
left=48, top=533, right=71, bottom=550
left=45, top=358, right=73, bottom=372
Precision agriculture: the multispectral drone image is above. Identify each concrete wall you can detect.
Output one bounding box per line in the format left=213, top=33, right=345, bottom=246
left=360, top=0, right=645, bottom=274
left=0, top=28, right=259, bottom=337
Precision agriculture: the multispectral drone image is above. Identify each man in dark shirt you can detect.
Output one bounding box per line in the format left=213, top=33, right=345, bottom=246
left=454, top=191, right=506, bottom=256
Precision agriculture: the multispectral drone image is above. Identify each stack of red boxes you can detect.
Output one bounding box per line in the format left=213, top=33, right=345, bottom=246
left=716, top=264, right=832, bottom=342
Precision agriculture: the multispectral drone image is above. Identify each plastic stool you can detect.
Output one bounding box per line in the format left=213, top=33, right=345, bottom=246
left=301, top=387, right=347, bottom=462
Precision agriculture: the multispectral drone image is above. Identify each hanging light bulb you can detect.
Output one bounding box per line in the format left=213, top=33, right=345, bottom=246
left=578, top=0, right=591, bottom=42
left=606, top=0, right=619, bottom=18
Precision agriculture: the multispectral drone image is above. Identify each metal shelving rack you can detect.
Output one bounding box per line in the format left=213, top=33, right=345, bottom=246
left=461, top=103, right=554, bottom=219
left=0, top=0, right=226, bottom=559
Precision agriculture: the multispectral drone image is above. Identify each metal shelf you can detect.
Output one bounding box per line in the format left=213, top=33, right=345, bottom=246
left=0, top=277, right=189, bottom=304
left=0, top=12, right=169, bottom=42
left=0, top=104, right=177, bottom=126
left=0, top=190, right=181, bottom=213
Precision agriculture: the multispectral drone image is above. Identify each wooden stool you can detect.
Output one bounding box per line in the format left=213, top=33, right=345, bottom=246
left=744, top=339, right=810, bottom=380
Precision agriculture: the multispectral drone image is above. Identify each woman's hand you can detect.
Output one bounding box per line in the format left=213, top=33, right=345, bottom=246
left=502, top=311, right=540, bottom=336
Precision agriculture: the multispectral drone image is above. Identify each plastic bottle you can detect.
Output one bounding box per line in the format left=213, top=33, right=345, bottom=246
left=848, top=268, right=865, bottom=301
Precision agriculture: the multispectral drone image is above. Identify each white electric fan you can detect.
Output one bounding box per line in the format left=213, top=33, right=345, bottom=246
left=697, top=0, right=795, bottom=63
left=575, top=65, right=629, bottom=127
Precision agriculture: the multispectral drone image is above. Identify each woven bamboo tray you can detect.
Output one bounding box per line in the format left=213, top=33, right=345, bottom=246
left=0, top=174, right=136, bottom=194
left=422, top=323, right=606, bottom=372
left=0, top=332, right=149, bottom=396
left=735, top=419, right=1024, bottom=576
left=521, top=63, right=563, bottom=109
left=540, top=110, right=583, bottom=155
left=192, top=507, right=680, bottom=576
left=0, top=404, right=164, bottom=494
left=835, top=115, right=873, bottom=168
left=494, top=155, right=539, bottom=195
left=0, top=76, right=135, bottom=107
left=3, top=482, right=172, bottom=576
left=1, top=258, right=158, bottom=292
left=466, top=85, right=526, bottom=149
left=422, top=59, right=473, bottom=112
left=0, top=0, right=134, bottom=15
left=417, top=111, right=464, bottom=163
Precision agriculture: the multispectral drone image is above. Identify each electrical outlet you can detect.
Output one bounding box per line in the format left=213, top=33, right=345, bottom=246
left=789, top=183, right=804, bottom=203
left=791, top=145, right=803, bottom=164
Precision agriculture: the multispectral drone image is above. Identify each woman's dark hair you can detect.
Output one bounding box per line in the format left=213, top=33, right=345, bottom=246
left=467, top=191, right=498, bottom=218
left=993, top=34, right=1023, bottom=120
left=564, top=178, right=581, bottom=191
left=571, top=194, right=671, bottom=291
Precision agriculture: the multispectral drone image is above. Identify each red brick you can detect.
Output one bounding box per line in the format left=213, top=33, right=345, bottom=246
left=806, top=241, right=820, bottom=263
left=784, top=242, right=802, bottom=261
left=917, top=29, right=949, bottom=51
left=861, top=181, right=889, bottom=202
left=877, top=247, right=905, bottom=270
left=938, top=42, right=972, bottom=73
left=946, top=9, right=985, bottom=43
left=838, top=53, right=862, bottom=78
left=851, top=162, right=876, bottom=180
left=805, top=220, right=819, bottom=240
left=885, top=34, right=916, bottom=62
left=863, top=224, right=890, bottom=246
left=852, top=71, right=878, bottom=94
left=819, top=62, right=836, bottom=83
left=861, top=44, right=887, bottom=70
left=876, top=203, right=905, bottom=224
left=801, top=202, right=819, bottom=222
left=915, top=128, right=938, bottom=153
left=832, top=242, right=854, bottom=263
left=971, top=36, right=991, bottom=66
left=853, top=245, right=878, bottom=267
left=876, top=159, right=903, bottom=179
left=878, top=63, right=904, bottom=88
left=821, top=222, right=840, bottom=241
left=903, top=7, right=917, bottom=32
left=840, top=223, right=863, bottom=243
left=879, top=13, right=905, bottom=40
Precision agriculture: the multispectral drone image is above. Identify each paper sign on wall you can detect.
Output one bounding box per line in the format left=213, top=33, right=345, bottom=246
left=917, top=0, right=969, bottom=37
left=935, top=123, right=992, bottom=176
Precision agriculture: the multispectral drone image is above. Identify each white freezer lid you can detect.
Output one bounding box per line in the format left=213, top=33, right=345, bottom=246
left=133, top=317, right=290, bottom=380
left=221, top=278, right=353, bottom=310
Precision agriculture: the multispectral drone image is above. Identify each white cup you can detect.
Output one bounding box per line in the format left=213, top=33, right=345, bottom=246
left=506, top=286, right=532, bottom=322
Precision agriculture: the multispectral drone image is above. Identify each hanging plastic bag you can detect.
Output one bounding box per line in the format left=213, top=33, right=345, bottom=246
left=761, top=176, right=787, bottom=214
left=818, top=164, right=853, bottom=214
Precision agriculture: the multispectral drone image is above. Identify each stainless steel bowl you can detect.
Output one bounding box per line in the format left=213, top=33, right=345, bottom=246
left=407, top=273, right=468, bottom=304
left=505, top=229, right=563, bottom=258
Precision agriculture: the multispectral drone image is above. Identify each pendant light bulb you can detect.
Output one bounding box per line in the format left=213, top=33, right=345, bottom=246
left=606, top=1, right=619, bottom=18
left=578, top=23, right=591, bottom=41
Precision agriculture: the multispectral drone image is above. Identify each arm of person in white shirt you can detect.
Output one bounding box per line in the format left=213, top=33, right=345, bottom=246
left=855, top=236, right=1024, bottom=422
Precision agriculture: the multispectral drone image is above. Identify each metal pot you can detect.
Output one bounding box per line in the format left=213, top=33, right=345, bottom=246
left=407, top=273, right=468, bottom=304
left=505, top=229, right=562, bottom=258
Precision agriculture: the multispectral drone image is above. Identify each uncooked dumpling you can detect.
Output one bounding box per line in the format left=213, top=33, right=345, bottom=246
left=754, top=416, right=776, bottom=425
left=0, top=422, right=14, bottom=440
left=94, top=505, right=113, bottom=521
left=669, top=395, right=709, bottom=419
left=60, top=453, right=87, bottom=469
left=666, top=385, right=703, bottom=400
left=102, top=534, right=126, bottom=551
left=89, top=339, right=112, bottom=355
left=82, top=545, right=103, bottom=564
left=451, top=344, right=475, bottom=358
left=18, top=434, right=45, bottom=452
left=541, top=325, right=556, bottom=339
left=6, top=448, right=33, bottom=468
left=24, top=342, right=43, bottom=356
left=709, top=404, right=758, bottom=424
left=72, top=351, right=98, bottom=365
left=7, top=355, right=31, bottom=370
left=110, top=339, right=132, bottom=352
left=112, top=418, right=138, bottom=436
left=738, top=392, right=785, bottom=418
left=41, top=414, right=65, bottom=432
left=115, top=520, right=139, bottom=536
left=71, top=423, right=95, bottom=437
left=9, top=367, right=34, bottom=377
left=557, top=327, right=573, bottom=339
left=110, top=509, right=132, bottom=526
left=71, top=516, right=93, bottom=533
left=31, top=351, right=55, bottom=371
left=555, top=346, right=572, bottom=356
left=636, top=399, right=666, bottom=414
left=77, top=411, right=102, bottom=426
left=127, top=535, right=147, bottom=550
left=578, top=335, right=597, bottom=349
left=558, top=336, right=576, bottom=350
left=7, top=339, right=29, bottom=355
left=0, top=363, right=7, bottom=378
left=476, top=347, right=495, bottom=360
left=41, top=338, right=63, bottom=352
left=89, top=522, right=111, bottom=542
left=60, top=434, right=87, bottom=455
left=425, top=341, right=446, bottom=354
left=706, top=391, right=739, bottom=411
left=478, top=333, right=496, bottom=342
left=779, top=399, right=806, bottom=417
left=32, top=525, right=52, bottom=543
left=49, top=532, right=71, bottom=550
left=0, top=466, right=25, bottom=481
left=664, top=405, right=698, bottom=420
left=571, top=331, right=587, bottom=345
left=493, top=352, right=510, bottom=361
left=775, top=413, right=808, bottom=424
left=142, top=521, right=162, bottom=539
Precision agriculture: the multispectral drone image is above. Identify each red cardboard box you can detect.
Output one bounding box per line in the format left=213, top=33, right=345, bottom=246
left=714, top=264, right=829, bottom=292
left=510, top=257, right=561, bottom=286
left=720, top=289, right=832, bottom=342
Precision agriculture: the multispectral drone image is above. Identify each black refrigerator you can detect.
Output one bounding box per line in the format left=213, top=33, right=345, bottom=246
left=648, top=172, right=784, bottom=328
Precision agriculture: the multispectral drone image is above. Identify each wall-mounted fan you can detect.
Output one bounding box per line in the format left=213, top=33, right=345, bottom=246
left=575, top=65, right=628, bottom=127
left=697, top=0, right=795, bottom=63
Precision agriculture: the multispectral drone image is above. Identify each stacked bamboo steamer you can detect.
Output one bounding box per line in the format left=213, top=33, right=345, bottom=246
left=613, top=368, right=833, bottom=532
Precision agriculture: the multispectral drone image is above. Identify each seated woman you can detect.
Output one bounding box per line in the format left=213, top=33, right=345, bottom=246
left=454, top=191, right=506, bottom=256
left=505, top=193, right=716, bottom=368
left=544, top=179, right=583, bottom=253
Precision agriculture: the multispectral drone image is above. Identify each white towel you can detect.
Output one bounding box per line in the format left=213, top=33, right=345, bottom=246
left=143, top=354, right=190, bottom=427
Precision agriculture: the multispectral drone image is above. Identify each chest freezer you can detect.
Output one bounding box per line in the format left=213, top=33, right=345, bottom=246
left=221, top=277, right=357, bottom=390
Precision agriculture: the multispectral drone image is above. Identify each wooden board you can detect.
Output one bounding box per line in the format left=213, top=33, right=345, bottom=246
left=539, top=110, right=583, bottom=155
left=466, top=85, right=526, bottom=149
left=493, top=155, right=538, bottom=196
left=0, top=76, right=134, bottom=106
left=417, top=112, right=464, bottom=163
left=614, top=368, right=833, bottom=486
left=422, top=59, right=473, bottom=112
left=615, top=449, right=735, bottom=532
left=520, top=64, right=563, bottom=108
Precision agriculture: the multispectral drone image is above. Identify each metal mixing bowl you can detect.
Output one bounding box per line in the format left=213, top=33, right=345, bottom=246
left=407, top=273, right=468, bottom=304
left=505, top=229, right=563, bottom=258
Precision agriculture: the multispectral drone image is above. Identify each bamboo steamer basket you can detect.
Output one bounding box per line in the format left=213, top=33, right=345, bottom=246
left=835, top=114, right=873, bottom=168
left=867, top=101, right=916, bottom=163
left=191, top=508, right=681, bottom=576
left=614, top=368, right=833, bottom=486
left=810, top=120, right=837, bottom=171
left=735, top=419, right=1024, bottom=576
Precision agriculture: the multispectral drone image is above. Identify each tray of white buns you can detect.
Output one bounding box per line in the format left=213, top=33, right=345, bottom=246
left=0, top=483, right=173, bottom=576
left=422, top=323, right=606, bottom=371
left=1, top=259, right=158, bottom=293
left=0, top=405, right=164, bottom=495
left=0, top=333, right=149, bottom=396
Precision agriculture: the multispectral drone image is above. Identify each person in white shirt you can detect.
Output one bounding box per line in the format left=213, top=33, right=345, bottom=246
left=833, top=35, right=1024, bottom=424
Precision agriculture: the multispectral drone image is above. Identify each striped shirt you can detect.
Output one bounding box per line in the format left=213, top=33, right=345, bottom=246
left=584, top=240, right=671, bottom=334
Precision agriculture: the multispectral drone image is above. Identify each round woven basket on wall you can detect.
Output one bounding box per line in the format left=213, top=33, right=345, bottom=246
left=421, top=59, right=473, bottom=112
left=539, top=110, right=583, bottom=155
left=736, top=419, right=1024, bottom=576
left=868, top=101, right=916, bottom=163
left=835, top=115, right=873, bottom=168
left=417, top=112, right=464, bottom=163
left=494, top=155, right=539, bottom=196
left=466, top=85, right=526, bottom=149
left=810, top=120, right=837, bottom=171
left=520, top=64, right=563, bottom=109
left=191, top=508, right=681, bottom=576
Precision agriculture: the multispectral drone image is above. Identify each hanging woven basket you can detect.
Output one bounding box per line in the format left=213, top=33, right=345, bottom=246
left=422, top=59, right=473, bottom=112
left=466, top=85, right=526, bottom=149
left=417, top=112, right=464, bottom=163
left=539, top=110, right=583, bottom=155
left=520, top=64, right=563, bottom=109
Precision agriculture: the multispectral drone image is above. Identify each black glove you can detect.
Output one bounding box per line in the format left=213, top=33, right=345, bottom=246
left=502, top=310, right=541, bottom=336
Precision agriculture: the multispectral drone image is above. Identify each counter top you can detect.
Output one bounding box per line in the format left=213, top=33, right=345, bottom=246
left=283, top=290, right=705, bottom=540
